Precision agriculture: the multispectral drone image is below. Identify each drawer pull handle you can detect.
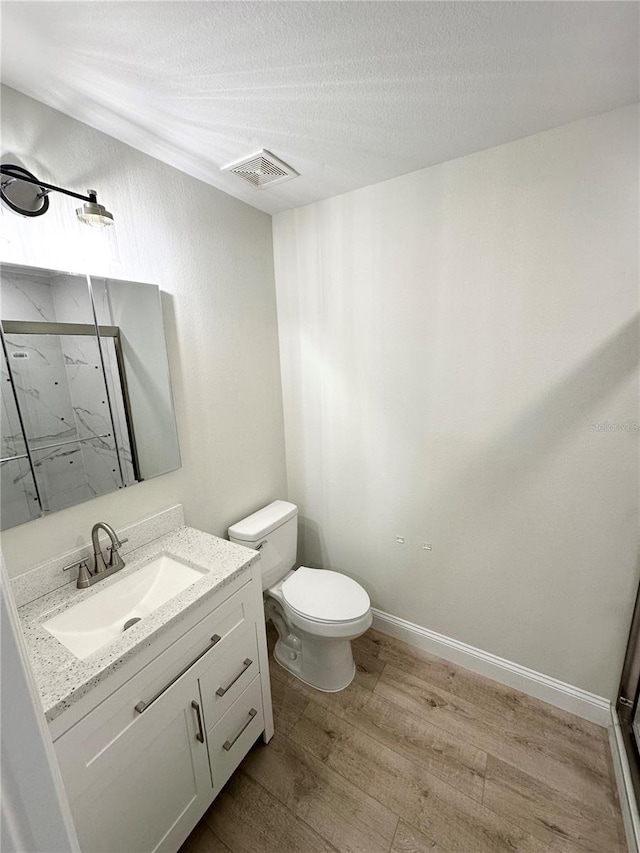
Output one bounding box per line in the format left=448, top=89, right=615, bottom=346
left=223, top=708, right=258, bottom=751
left=134, top=634, right=222, bottom=714
left=216, top=659, right=253, bottom=697
left=191, top=700, right=205, bottom=743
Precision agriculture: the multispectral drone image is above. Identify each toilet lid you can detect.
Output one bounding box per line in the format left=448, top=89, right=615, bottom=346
left=282, top=567, right=370, bottom=623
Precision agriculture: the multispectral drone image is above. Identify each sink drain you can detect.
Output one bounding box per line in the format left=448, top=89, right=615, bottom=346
left=123, top=617, right=141, bottom=631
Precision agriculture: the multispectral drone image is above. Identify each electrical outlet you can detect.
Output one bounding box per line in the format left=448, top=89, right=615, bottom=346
left=395, top=536, right=405, bottom=544
left=422, top=542, right=432, bottom=551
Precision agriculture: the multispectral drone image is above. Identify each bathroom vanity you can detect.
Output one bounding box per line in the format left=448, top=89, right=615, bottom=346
left=15, top=509, right=273, bottom=853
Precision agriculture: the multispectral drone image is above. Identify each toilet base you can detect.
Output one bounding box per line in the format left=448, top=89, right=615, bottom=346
left=273, top=635, right=357, bottom=692
left=265, top=576, right=372, bottom=693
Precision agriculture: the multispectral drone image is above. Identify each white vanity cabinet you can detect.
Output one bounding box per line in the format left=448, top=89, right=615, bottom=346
left=55, top=666, right=212, bottom=853
left=53, top=567, right=272, bottom=853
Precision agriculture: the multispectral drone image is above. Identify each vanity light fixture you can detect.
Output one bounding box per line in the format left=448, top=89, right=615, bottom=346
left=75, top=193, right=114, bottom=228
left=0, top=163, right=114, bottom=226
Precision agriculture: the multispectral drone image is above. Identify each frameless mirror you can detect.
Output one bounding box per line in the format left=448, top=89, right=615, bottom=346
left=0, top=263, right=181, bottom=529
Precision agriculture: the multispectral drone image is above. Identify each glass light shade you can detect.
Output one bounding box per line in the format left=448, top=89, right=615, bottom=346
left=76, top=201, right=114, bottom=227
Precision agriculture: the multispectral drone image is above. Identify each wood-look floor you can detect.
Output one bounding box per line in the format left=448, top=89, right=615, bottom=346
left=180, top=627, right=626, bottom=853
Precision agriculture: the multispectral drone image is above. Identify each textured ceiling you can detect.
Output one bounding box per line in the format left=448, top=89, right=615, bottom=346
left=1, top=1, right=638, bottom=215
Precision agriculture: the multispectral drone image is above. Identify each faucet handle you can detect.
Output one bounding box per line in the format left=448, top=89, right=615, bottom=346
left=62, top=559, right=89, bottom=573
left=76, top=562, right=93, bottom=588
left=62, top=560, right=93, bottom=589
left=106, top=537, right=128, bottom=569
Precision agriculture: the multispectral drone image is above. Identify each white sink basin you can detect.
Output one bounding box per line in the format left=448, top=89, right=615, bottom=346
left=43, top=554, right=207, bottom=660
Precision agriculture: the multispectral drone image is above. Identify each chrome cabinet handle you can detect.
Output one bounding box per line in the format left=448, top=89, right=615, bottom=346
left=216, top=659, right=253, bottom=697
left=223, top=709, right=258, bottom=751
left=134, top=635, right=222, bottom=714
left=191, top=700, right=205, bottom=743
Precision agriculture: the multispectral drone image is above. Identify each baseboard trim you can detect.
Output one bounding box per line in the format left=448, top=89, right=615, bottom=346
left=609, top=707, right=640, bottom=853
left=371, top=608, right=611, bottom=727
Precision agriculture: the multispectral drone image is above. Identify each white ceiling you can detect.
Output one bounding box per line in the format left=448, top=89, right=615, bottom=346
left=2, top=1, right=638, bottom=215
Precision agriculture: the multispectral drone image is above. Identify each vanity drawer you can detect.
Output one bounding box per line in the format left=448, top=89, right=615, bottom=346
left=199, top=623, right=259, bottom=729
left=206, top=674, right=264, bottom=795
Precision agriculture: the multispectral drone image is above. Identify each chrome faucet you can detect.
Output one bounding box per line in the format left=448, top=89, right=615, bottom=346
left=92, top=522, right=126, bottom=574
left=63, top=521, right=128, bottom=589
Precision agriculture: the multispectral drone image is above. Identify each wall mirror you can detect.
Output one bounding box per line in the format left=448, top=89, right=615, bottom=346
left=0, top=263, right=181, bottom=529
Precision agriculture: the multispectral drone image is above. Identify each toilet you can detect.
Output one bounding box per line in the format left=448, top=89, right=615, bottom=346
left=228, top=500, right=372, bottom=692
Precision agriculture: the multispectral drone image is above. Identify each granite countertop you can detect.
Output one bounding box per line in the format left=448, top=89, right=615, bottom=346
left=19, top=525, right=260, bottom=723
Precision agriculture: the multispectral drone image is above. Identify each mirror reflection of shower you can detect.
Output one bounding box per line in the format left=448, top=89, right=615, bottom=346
left=0, top=264, right=180, bottom=529
left=2, top=322, right=137, bottom=512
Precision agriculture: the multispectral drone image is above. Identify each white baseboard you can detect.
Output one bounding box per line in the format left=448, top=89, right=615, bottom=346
left=609, top=707, right=640, bottom=853
left=371, top=608, right=611, bottom=727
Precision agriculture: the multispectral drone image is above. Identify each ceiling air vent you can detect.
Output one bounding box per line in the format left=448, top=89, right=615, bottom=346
left=221, top=149, right=298, bottom=190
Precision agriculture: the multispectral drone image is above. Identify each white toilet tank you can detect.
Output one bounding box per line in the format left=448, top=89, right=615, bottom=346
left=228, top=500, right=298, bottom=590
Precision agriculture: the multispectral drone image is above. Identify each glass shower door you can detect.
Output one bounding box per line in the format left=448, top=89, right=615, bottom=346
left=617, top=583, right=640, bottom=801
left=0, top=339, right=41, bottom=527
left=1, top=322, right=137, bottom=520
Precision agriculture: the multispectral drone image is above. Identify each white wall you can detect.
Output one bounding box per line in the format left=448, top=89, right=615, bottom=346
left=273, top=105, right=640, bottom=700
left=1, top=86, right=287, bottom=576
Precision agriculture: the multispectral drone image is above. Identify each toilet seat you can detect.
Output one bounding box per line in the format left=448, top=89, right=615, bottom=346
left=281, top=566, right=370, bottom=624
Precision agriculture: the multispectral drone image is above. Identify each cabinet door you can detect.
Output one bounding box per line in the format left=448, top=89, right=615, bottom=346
left=55, top=671, right=212, bottom=853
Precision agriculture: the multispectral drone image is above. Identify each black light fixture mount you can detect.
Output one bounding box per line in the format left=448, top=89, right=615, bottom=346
left=0, top=163, right=114, bottom=226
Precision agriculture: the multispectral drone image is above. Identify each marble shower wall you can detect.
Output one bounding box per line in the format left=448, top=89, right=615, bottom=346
left=1, top=350, right=41, bottom=527
left=1, top=266, right=134, bottom=526
left=48, top=273, right=136, bottom=488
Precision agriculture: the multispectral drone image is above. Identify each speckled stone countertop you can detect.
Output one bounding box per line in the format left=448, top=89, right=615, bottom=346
left=19, top=526, right=260, bottom=723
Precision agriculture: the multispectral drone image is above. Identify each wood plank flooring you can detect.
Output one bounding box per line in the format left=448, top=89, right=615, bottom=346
left=180, top=627, right=626, bottom=853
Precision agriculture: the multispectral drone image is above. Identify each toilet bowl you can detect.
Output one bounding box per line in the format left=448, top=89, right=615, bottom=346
left=228, top=501, right=372, bottom=692
left=267, top=567, right=372, bottom=691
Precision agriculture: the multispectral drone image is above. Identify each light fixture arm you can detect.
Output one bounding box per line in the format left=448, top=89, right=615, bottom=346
left=0, top=164, right=97, bottom=204
left=0, top=163, right=113, bottom=225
